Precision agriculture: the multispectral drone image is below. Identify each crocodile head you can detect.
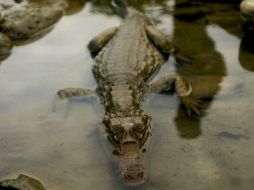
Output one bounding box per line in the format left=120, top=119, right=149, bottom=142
left=103, top=114, right=151, bottom=186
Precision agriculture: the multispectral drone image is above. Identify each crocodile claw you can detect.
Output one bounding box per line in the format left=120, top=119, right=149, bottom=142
left=180, top=95, right=204, bottom=116
left=174, top=51, right=195, bottom=65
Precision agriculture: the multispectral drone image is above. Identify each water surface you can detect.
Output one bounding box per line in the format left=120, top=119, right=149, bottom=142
left=0, top=1, right=253, bottom=190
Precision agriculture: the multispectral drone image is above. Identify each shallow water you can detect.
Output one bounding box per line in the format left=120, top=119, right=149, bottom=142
left=0, top=0, right=254, bottom=190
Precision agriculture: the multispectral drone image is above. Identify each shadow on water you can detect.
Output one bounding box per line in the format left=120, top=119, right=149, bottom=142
left=173, top=1, right=228, bottom=139
left=239, top=32, right=254, bottom=72
left=172, top=0, right=247, bottom=139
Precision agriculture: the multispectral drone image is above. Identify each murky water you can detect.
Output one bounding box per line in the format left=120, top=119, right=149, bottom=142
left=0, top=0, right=254, bottom=190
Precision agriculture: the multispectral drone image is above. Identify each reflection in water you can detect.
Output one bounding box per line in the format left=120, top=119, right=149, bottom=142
left=173, top=1, right=228, bottom=138
left=85, top=0, right=170, bottom=15
left=239, top=32, right=254, bottom=71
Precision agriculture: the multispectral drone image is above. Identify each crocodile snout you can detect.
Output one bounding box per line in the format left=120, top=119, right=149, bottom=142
left=122, top=164, right=147, bottom=186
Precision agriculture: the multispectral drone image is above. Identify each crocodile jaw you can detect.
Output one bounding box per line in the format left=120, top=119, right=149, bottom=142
left=114, top=142, right=148, bottom=186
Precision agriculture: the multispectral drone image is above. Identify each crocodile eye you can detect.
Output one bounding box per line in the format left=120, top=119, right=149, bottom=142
left=131, top=125, right=145, bottom=139
left=111, top=125, right=125, bottom=141
left=114, top=134, right=118, bottom=141
left=107, top=135, right=119, bottom=147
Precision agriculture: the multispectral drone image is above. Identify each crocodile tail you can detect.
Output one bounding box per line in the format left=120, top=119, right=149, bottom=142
left=111, top=0, right=129, bottom=18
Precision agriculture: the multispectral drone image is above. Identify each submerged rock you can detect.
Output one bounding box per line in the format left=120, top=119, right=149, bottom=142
left=240, top=0, right=254, bottom=32
left=0, top=174, right=46, bottom=190
left=0, top=0, right=68, bottom=61
left=1, top=1, right=67, bottom=40
left=239, top=32, right=254, bottom=71
left=0, top=32, right=12, bottom=61
left=48, top=0, right=86, bottom=16
left=0, top=0, right=28, bottom=16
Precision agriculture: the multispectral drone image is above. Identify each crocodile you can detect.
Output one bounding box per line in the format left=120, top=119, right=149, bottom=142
left=56, top=2, right=201, bottom=186
left=0, top=1, right=202, bottom=188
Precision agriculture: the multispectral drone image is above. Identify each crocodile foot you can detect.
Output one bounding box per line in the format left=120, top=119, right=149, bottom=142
left=0, top=174, right=46, bottom=190
left=148, top=74, right=204, bottom=116
left=174, top=50, right=195, bottom=65
left=180, top=95, right=204, bottom=116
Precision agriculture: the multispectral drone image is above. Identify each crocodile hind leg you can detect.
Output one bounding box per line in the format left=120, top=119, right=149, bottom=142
left=145, top=25, right=175, bottom=55
left=148, top=74, right=203, bottom=115
left=145, top=25, right=193, bottom=64
left=87, top=27, right=118, bottom=58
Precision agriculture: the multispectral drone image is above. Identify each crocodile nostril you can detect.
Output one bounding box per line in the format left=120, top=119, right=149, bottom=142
left=124, top=171, right=144, bottom=181
left=124, top=172, right=131, bottom=180
left=138, top=171, right=144, bottom=178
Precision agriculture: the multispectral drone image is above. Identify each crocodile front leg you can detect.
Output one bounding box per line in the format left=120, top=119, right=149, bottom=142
left=53, top=88, right=97, bottom=114
left=145, top=25, right=175, bottom=55
left=57, top=88, right=96, bottom=99
left=148, top=74, right=203, bottom=115
left=87, top=27, right=118, bottom=57
left=0, top=174, right=46, bottom=190
left=145, top=25, right=193, bottom=64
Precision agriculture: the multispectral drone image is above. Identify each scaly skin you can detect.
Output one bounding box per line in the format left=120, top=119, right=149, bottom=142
left=90, top=10, right=172, bottom=186
left=57, top=8, right=201, bottom=186
left=93, top=10, right=163, bottom=115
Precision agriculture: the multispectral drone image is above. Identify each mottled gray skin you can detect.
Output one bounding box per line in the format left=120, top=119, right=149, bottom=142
left=57, top=8, right=201, bottom=186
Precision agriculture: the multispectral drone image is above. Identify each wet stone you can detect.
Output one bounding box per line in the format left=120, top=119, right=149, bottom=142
left=0, top=32, right=12, bottom=61
left=0, top=174, right=46, bottom=190
left=240, top=0, right=254, bottom=32
left=1, top=3, right=65, bottom=40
